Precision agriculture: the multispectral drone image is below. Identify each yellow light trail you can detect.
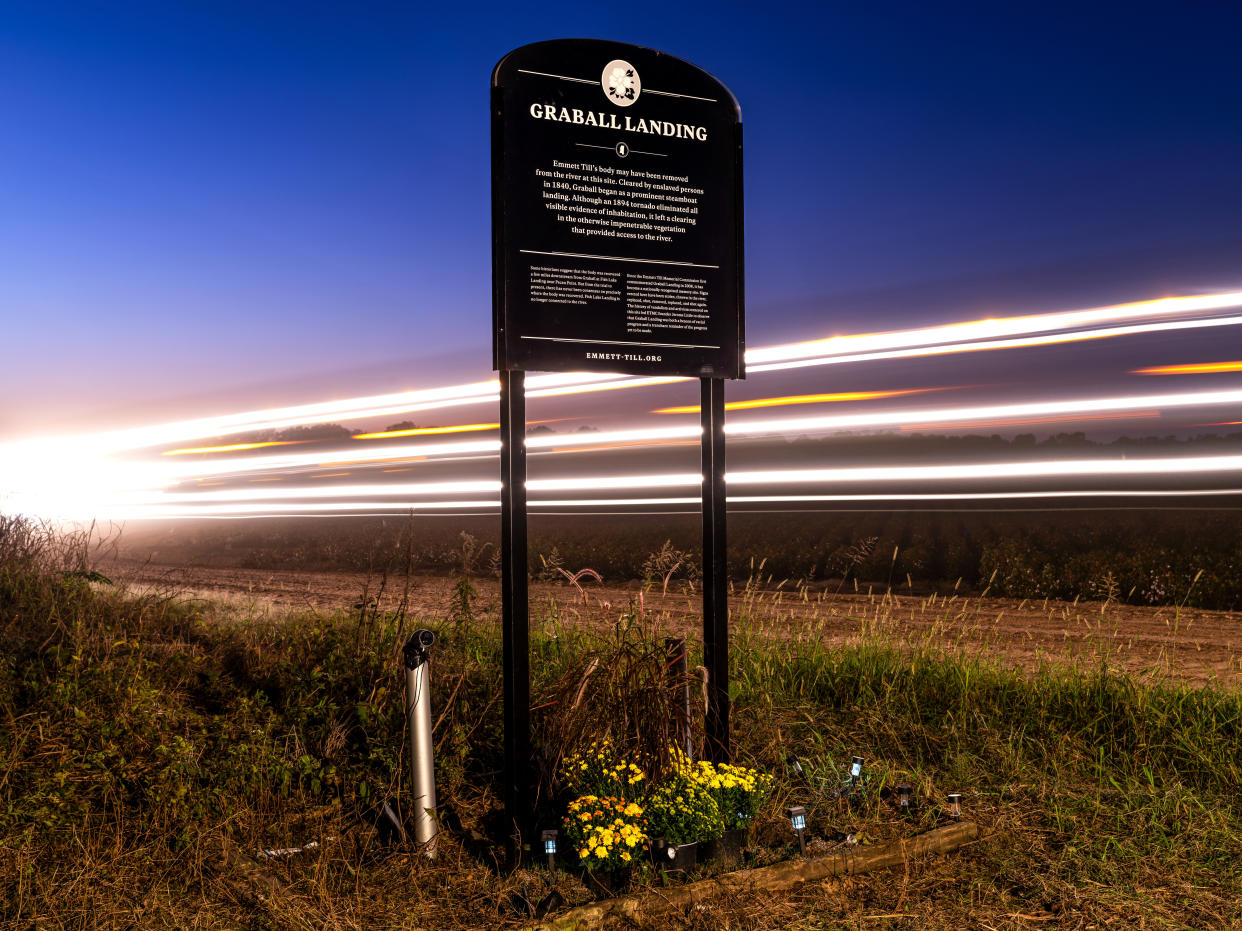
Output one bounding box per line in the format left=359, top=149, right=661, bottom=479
left=1134, top=361, right=1242, bottom=375
left=163, top=440, right=304, bottom=455
left=352, top=423, right=500, bottom=440
left=652, top=388, right=934, bottom=415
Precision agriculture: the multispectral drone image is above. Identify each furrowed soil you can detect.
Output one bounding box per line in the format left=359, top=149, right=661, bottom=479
left=105, top=559, right=1242, bottom=685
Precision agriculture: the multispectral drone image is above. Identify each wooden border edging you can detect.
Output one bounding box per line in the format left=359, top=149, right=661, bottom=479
left=529, top=821, right=979, bottom=930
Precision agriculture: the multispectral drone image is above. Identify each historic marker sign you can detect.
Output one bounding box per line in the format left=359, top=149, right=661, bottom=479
left=492, top=39, right=745, bottom=379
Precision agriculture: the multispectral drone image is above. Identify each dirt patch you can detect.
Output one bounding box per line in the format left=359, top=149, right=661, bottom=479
left=104, top=558, right=1242, bottom=686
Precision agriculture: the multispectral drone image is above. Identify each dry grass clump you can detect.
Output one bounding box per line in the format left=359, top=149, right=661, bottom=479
left=3, top=516, right=1242, bottom=929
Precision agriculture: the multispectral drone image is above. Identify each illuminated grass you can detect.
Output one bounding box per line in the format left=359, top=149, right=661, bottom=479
left=2, top=517, right=1240, bottom=928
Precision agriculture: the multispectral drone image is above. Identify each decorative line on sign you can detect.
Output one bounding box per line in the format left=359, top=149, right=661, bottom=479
left=520, top=336, right=719, bottom=349
left=516, top=68, right=717, bottom=103
left=574, top=142, right=666, bottom=157
left=518, top=249, right=719, bottom=269
left=517, top=68, right=595, bottom=85
left=643, top=88, right=717, bottom=103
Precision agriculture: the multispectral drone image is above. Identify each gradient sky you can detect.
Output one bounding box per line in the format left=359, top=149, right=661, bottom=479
left=2, top=1, right=1240, bottom=437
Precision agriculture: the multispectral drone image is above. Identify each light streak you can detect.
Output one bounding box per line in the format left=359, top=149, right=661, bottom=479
left=96, top=488, right=1242, bottom=521
left=725, top=387, right=1242, bottom=437
left=746, top=312, right=1242, bottom=375
left=353, top=423, right=499, bottom=439
left=745, top=290, right=1242, bottom=365
left=727, top=489, right=1242, bottom=504
left=901, top=411, right=1159, bottom=431
left=652, top=388, right=934, bottom=414
left=10, top=290, right=1241, bottom=458
left=159, top=438, right=502, bottom=479
left=79, top=453, right=1242, bottom=521
left=8, top=288, right=1242, bottom=522
left=544, top=440, right=701, bottom=454
left=1134, top=361, right=1242, bottom=375
left=163, top=441, right=304, bottom=455
left=150, top=479, right=501, bottom=504
left=526, top=473, right=702, bottom=492
left=526, top=425, right=701, bottom=450
left=727, top=454, right=1242, bottom=485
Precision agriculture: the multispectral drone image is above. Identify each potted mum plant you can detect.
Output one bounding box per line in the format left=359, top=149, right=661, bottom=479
left=689, top=760, right=774, bottom=866
left=562, top=794, right=649, bottom=894
left=560, top=738, right=646, bottom=800
left=644, top=773, right=722, bottom=873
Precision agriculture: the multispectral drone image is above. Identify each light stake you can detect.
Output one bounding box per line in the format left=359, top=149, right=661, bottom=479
left=541, top=829, right=558, bottom=872
left=849, top=756, right=865, bottom=791
left=786, top=805, right=808, bottom=854
left=896, top=784, right=912, bottom=813
left=788, top=753, right=806, bottom=781
left=946, top=793, right=962, bottom=821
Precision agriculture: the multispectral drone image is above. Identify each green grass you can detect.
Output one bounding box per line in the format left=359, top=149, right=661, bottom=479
left=2, top=518, right=1241, bottom=929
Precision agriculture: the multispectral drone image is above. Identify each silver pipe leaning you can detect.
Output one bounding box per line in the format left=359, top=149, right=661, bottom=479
left=403, top=629, right=439, bottom=856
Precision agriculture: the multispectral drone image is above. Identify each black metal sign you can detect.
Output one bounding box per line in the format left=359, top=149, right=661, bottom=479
left=492, top=39, right=745, bottom=379
left=491, top=40, right=744, bottom=851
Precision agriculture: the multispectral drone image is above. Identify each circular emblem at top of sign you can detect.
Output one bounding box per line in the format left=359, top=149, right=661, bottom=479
left=602, top=59, right=641, bottom=107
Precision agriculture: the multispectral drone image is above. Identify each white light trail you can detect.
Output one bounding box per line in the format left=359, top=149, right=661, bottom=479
left=52, top=453, right=1242, bottom=522
left=149, top=480, right=502, bottom=504
left=142, top=385, right=1242, bottom=483
left=726, top=387, right=1242, bottom=437
left=101, top=487, right=1242, bottom=521
left=10, top=289, right=1242, bottom=459
left=746, top=311, right=1242, bottom=375
left=7, top=288, right=1242, bottom=522
left=526, top=473, right=702, bottom=491
left=727, top=454, right=1242, bottom=485
left=745, top=290, right=1242, bottom=366
left=526, top=425, right=700, bottom=449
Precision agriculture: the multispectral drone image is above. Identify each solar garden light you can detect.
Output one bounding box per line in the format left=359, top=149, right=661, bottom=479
left=403, top=629, right=439, bottom=857
left=788, top=753, right=807, bottom=782
left=946, top=793, right=963, bottom=821
left=786, top=805, right=808, bottom=854
left=896, top=784, right=913, bottom=814
left=541, top=828, right=559, bottom=872
left=849, top=755, right=865, bottom=790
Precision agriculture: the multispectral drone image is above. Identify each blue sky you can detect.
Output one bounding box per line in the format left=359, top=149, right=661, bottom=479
left=2, top=1, right=1240, bottom=434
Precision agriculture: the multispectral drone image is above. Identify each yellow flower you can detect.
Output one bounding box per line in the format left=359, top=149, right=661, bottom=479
left=579, top=849, right=589, bottom=859
left=621, top=851, right=631, bottom=862
left=594, top=846, right=607, bottom=858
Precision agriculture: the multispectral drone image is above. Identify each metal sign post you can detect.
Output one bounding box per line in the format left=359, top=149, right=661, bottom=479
left=492, top=38, right=744, bottom=840
left=498, top=369, right=531, bottom=844
left=700, top=376, right=730, bottom=761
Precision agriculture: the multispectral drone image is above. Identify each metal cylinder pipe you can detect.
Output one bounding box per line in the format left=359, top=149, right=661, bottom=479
left=403, top=629, right=439, bottom=856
